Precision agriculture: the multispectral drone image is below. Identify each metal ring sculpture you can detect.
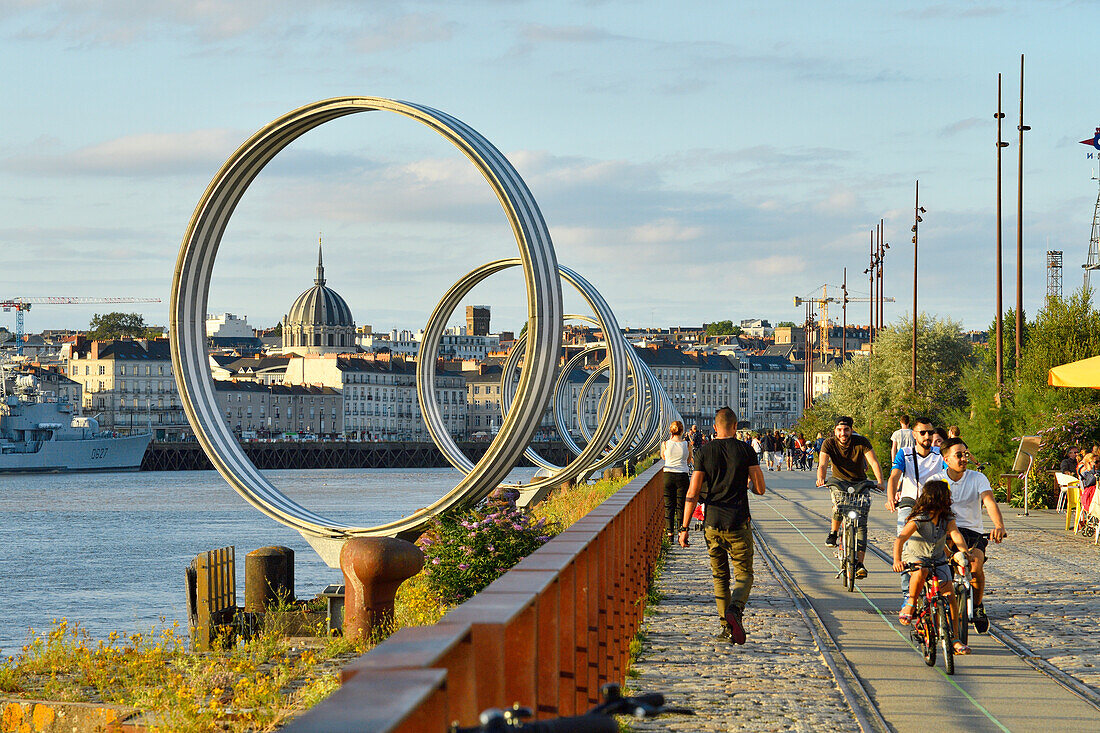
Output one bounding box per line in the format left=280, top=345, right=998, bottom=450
left=417, top=261, right=630, bottom=507
left=171, top=97, right=682, bottom=563
left=171, top=98, right=562, bottom=556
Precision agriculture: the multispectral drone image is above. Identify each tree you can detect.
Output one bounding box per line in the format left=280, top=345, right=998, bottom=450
left=947, top=285, right=1099, bottom=505
left=813, top=313, right=973, bottom=455
left=704, top=320, right=742, bottom=336
left=88, top=312, right=157, bottom=341
left=776, top=321, right=796, bottom=328
left=976, top=306, right=1028, bottom=378
left=1015, top=285, right=1100, bottom=414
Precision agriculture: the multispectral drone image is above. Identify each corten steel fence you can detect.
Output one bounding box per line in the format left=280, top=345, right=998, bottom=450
left=283, top=462, right=665, bottom=732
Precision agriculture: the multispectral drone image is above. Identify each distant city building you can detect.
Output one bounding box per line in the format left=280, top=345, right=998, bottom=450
left=466, top=305, right=490, bottom=337
left=809, top=359, right=840, bottom=400
left=213, top=380, right=341, bottom=438
left=741, top=355, right=803, bottom=429
left=282, top=245, right=356, bottom=355
left=283, top=354, right=465, bottom=441
left=357, top=327, right=499, bottom=361
left=464, top=363, right=607, bottom=441
left=634, top=344, right=700, bottom=425
left=209, top=355, right=291, bottom=385
left=775, top=324, right=870, bottom=362
left=206, top=313, right=254, bottom=339
left=65, top=338, right=189, bottom=440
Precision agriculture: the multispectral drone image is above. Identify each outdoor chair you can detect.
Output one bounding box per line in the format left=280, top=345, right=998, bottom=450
left=1065, top=482, right=1082, bottom=532
left=1055, top=472, right=1081, bottom=513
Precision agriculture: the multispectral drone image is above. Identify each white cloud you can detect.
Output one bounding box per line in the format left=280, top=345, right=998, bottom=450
left=4, top=129, right=242, bottom=177
left=629, top=218, right=704, bottom=243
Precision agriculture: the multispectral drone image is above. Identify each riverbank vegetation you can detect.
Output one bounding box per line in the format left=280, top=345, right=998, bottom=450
left=796, top=285, right=1100, bottom=506
left=0, top=461, right=654, bottom=731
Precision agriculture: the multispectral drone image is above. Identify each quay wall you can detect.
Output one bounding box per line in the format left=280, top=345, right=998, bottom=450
left=141, top=440, right=575, bottom=471
left=282, top=461, right=665, bottom=732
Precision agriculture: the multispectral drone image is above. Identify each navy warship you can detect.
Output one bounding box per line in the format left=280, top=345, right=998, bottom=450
left=0, top=373, right=151, bottom=473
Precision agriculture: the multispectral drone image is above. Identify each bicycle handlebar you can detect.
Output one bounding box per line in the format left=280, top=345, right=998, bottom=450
left=902, top=559, right=951, bottom=571
left=451, top=684, right=692, bottom=732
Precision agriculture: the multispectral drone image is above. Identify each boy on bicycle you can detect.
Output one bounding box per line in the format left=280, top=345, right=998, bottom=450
left=891, top=479, right=972, bottom=654
left=817, top=416, right=885, bottom=578
left=928, top=438, right=1007, bottom=633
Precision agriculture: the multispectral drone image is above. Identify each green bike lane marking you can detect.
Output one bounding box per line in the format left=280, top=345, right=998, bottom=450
left=757, top=497, right=1011, bottom=733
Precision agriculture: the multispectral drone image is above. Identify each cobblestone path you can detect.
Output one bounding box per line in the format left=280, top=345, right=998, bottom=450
left=628, top=534, right=860, bottom=732
left=868, top=511, right=1100, bottom=696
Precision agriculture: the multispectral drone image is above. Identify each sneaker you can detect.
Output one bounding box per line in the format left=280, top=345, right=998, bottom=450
left=713, top=625, right=735, bottom=644
left=855, top=563, right=868, bottom=579
left=724, top=607, right=747, bottom=645
left=825, top=532, right=838, bottom=547
left=974, top=603, right=989, bottom=633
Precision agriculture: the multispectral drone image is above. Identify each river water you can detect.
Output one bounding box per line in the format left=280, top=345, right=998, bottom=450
left=0, top=467, right=537, bottom=655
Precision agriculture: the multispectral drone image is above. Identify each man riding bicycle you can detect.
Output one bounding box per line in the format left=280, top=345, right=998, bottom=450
left=929, top=437, right=1008, bottom=633
left=817, top=416, right=885, bottom=578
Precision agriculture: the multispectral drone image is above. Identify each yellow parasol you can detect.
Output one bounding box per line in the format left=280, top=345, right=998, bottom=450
left=1047, top=354, right=1100, bottom=389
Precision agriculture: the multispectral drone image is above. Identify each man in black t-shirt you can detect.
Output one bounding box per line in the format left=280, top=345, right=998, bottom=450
left=679, top=407, right=766, bottom=645
left=816, top=416, right=884, bottom=577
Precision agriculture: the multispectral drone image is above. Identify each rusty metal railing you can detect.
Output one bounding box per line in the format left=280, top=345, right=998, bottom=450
left=283, top=462, right=664, bottom=732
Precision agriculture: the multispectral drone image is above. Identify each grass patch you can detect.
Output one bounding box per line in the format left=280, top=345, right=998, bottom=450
left=0, top=609, right=370, bottom=732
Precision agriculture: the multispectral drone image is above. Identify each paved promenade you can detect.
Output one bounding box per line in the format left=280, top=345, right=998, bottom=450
left=630, top=470, right=1100, bottom=732
left=629, top=525, right=861, bottom=732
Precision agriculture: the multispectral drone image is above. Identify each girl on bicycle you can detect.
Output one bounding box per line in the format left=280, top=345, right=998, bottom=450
left=892, top=479, right=971, bottom=654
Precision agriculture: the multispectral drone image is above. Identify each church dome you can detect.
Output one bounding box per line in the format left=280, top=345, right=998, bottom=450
left=286, top=246, right=354, bottom=327
left=282, top=243, right=356, bottom=354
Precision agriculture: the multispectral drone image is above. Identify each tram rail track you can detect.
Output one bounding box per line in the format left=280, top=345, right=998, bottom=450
left=751, top=520, right=892, bottom=733
left=765, top=484, right=1100, bottom=716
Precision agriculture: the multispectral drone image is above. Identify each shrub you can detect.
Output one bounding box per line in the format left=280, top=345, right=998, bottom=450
left=416, top=488, right=560, bottom=606
left=1023, top=401, right=1100, bottom=507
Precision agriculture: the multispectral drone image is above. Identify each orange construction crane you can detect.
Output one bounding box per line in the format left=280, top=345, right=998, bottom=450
left=1, top=297, right=161, bottom=355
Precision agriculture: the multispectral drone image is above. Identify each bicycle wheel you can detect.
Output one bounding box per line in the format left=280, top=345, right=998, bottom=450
left=917, top=599, right=935, bottom=667
left=938, top=598, right=954, bottom=675
left=844, top=521, right=857, bottom=592
left=954, top=586, right=969, bottom=646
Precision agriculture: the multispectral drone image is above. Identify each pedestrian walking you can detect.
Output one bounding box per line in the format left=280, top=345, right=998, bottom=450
left=679, top=407, right=766, bottom=645
left=661, top=421, right=693, bottom=542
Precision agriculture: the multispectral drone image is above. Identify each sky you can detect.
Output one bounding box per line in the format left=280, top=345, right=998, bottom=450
left=2, top=0, right=1099, bottom=336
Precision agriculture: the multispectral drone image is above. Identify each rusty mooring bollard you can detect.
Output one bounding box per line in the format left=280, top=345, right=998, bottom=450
left=245, top=546, right=295, bottom=612
left=339, top=537, right=424, bottom=640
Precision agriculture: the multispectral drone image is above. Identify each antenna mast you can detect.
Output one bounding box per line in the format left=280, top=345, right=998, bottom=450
left=1086, top=172, right=1100, bottom=291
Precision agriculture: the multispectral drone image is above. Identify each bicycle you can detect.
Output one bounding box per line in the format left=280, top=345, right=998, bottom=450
left=950, top=532, right=993, bottom=646
left=830, top=482, right=878, bottom=592
left=902, top=558, right=962, bottom=675
left=450, top=683, right=693, bottom=732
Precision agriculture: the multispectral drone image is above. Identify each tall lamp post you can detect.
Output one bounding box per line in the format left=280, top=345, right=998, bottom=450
left=866, top=231, right=876, bottom=349
left=841, top=267, right=848, bottom=362
left=1015, top=53, right=1030, bottom=378
left=911, top=181, right=926, bottom=392
left=995, top=73, right=1008, bottom=390
left=878, top=219, right=888, bottom=333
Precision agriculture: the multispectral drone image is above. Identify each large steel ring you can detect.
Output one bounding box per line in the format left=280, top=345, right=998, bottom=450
left=417, top=261, right=628, bottom=506
left=170, top=97, right=563, bottom=562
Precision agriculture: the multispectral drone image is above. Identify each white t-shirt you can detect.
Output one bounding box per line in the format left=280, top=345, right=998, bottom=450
left=662, top=439, right=691, bottom=473
left=928, top=469, right=992, bottom=533
left=891, top=428, right=915, bottom=452
left=893, top=446, right=944, bottom=501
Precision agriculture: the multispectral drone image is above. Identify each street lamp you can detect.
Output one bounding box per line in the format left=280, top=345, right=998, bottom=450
left=911, top=182, right=926, bottom=392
